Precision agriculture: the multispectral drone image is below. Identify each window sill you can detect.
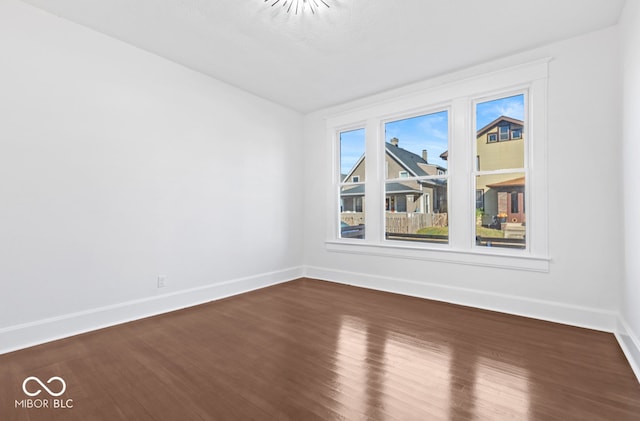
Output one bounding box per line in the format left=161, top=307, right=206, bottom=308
left=325, top=240, right=550, bottom=272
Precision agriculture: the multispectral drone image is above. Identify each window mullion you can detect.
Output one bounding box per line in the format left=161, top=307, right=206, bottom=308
left=449, top=97, right=472, bottom=249
left=364, top=118, right=382, bottom=243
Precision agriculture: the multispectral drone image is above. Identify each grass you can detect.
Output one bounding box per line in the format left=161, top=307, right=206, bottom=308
left=417, top=226, right=504, bottom=238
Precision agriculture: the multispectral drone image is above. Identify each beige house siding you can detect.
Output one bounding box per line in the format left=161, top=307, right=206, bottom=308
left=386, top=155, right=409, bottom=179
left=476, top=121, right=525, bottom=213
left=345, top=158, right=366, bottom=182
left=476, top=125, right=524, bottom=173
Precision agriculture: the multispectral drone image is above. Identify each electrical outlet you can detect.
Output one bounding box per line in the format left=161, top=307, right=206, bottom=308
left=157, top=276, right=167, bottom=288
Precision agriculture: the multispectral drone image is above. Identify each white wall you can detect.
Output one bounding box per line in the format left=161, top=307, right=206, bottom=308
left=303, top=26, right=623, bottom=330
left=0, top=0, right=631, bottom=359
left=620, top=0, right=640, bottom=376
left=0, top=0, right=303, bottom=351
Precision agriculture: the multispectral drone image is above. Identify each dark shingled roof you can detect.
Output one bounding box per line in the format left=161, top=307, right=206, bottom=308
left=385, top=143, right=429, bottom=177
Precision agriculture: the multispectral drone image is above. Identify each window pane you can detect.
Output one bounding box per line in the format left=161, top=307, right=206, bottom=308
left=340, top=185, right=365, bottom=239
left=476, top=94, right=525, bottom=171
left=340, top=128, right=365, bottom=182
left=384, top=111, right=448, bottom=244
left=340, top=128, right=365, bottom=240
left=384, top=111, right=448, bottom=180
left=475, top=173, right=526, bottom=249
left=385, top=179, right=448, bottom=244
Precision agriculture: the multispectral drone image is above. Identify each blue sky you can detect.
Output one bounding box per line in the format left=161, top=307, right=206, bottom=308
left=385, top=110, right=449, bottom=169
left=340, top=95, right=524, bottom=176
left=340, top=128, right=365, bottom=175
left=476, top=94, right=524, bottom=130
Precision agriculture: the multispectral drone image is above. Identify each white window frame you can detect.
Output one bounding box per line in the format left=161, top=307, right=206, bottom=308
left=326, top=59, right=550, bottom=272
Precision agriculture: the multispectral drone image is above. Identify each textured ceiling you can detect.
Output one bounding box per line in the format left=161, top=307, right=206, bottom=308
left=21, top=0, right=626, bottom=112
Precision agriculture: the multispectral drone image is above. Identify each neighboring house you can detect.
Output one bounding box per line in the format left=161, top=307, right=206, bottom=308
left=486, top=176, right=525, bottom=224
left=341, top=137, right=447, bottom=219
left=441, top=115, right=525, bottom=225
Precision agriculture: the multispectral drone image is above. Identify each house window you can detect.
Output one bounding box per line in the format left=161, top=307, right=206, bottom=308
left=474, top=93, right=526, bottom=249
left=498, top=125, right=510, bottom=141
left=511, top=128, right=522, bottom=139
left=476, top=189, right=484, bottom=210
left=327, top=60, right=549, bottom=271
left=511, top=191, right=519, bottom=213
left=339, top=128, right=365, bottom=239
left=384, top=110, right=449, bottom=244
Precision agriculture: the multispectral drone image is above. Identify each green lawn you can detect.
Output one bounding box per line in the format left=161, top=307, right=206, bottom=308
left=417, top=226, right=504, bottom=238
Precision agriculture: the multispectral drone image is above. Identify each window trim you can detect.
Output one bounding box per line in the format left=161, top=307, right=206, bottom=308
left=326, top=58, right=550, bottom=272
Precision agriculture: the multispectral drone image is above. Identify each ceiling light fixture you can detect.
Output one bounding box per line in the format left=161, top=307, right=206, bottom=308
left=265, top=0, right=330, bottom=15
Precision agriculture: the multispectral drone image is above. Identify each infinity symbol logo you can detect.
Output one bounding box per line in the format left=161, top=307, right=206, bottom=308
left=22, top=376, right=67, bottom=397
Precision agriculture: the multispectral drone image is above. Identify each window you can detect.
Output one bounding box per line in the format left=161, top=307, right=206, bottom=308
left=498, top=125, right=510, bottom=141
left=339, top=128, right=365, bottom=239
left=474, top=94, right=526, bottom=249
left=384, top=111, right=449, bottom=244
left=327, top=59, right=549, bottom=271
left=476, top=189, right=485, bottom=210
left=510, top=192, right=519, bottom=213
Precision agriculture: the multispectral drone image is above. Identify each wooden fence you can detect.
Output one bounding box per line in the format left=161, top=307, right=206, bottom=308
left=340, top=212, right=365, bottom=226
left=341, top=212, right=448, bottom=234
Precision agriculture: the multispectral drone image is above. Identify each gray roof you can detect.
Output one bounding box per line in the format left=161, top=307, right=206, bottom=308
left=385, top=143, right=445, bottom=177
left=340, top=184, right=364, bottom=196
left=341, top=181, right=443, bottom=197
left=385, top=182, right=423, bottom=194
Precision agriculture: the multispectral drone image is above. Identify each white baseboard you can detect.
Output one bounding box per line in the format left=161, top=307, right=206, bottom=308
left=615, top=317, right=640, bottom=383
left=0, top=266, right=304, bottom=355
left=4, top=264, right=633, bottom=383
left=304, top=266, right=618, bottom=333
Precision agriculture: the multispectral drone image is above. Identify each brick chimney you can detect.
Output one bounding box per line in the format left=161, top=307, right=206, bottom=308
left=422, top=149, right=428, bottom=162
left=390, top=137, right=399, bottom=146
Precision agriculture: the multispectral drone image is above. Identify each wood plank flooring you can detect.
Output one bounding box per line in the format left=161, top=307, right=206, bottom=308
left=1, top=278, right=639, bottom=420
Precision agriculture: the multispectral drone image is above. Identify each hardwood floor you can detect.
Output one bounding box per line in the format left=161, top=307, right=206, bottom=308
left=1, top=278, right=639, bottom=420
